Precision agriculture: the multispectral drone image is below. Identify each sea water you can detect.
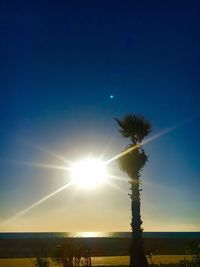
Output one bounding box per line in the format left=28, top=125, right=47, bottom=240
left=0, top=232, right=200, bottom=239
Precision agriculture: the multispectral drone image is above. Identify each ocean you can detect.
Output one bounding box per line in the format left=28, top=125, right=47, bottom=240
left=0, top=232, right=200, bottom=239
left=1, top=232, right=200, bottom=258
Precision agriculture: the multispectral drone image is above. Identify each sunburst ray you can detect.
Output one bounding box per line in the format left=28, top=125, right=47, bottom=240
left=19, top=161, right=71, bottom=171
left=23, top=140, right=73, bottom=164
left=1, top=182, right=72, bottom=226
left=105, top=119, right=191, bottom=165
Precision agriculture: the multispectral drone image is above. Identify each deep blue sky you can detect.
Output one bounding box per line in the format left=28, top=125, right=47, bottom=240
left=0, top=0, right=200, bottom=232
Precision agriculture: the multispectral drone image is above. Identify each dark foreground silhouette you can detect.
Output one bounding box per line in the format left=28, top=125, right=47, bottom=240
left=116, top=114, right=152, bottom=267
left=1, top=236, right=200, bottom=258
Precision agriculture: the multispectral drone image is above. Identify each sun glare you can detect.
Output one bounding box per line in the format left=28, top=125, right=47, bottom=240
left=70, top=158, right=107, bottom=189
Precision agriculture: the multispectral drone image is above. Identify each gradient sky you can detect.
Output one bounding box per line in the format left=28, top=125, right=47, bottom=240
left=0, top=0, right=200, bottom=232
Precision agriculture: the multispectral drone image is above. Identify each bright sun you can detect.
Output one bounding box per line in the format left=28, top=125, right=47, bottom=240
left=70, top=158, right=107, bottom=189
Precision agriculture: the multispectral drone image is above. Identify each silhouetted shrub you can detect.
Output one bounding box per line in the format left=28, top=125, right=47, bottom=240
left=53, top=240, right=91, bottom=267
left=34, top=257, right=50, bottom=267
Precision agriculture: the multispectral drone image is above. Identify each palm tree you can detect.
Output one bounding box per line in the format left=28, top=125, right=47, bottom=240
left=115, top=114, right=151, bottom=267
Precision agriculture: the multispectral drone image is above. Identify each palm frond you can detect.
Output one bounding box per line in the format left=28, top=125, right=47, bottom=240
left=115, top=114, right=151, bottom=143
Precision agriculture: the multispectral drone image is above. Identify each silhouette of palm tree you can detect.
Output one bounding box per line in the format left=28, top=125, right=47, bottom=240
left=115, top=114, right=151, bottom=267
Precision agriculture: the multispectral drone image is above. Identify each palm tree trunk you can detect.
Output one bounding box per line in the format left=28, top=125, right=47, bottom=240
left=129, top=178, right=148, bottom=267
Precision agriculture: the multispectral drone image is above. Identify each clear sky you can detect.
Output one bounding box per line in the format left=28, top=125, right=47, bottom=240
left=0, top=0, right=200, bottom=232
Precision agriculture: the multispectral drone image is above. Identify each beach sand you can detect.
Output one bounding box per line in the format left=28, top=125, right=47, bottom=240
left=0, top=255, right=189, bottom=267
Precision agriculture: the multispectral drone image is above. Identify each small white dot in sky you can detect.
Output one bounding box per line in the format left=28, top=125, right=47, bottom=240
left=110, top=95, right=114, bottom=99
